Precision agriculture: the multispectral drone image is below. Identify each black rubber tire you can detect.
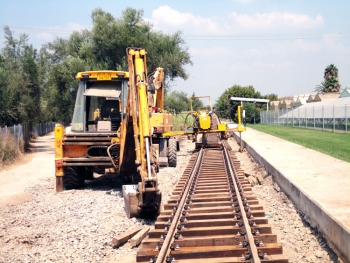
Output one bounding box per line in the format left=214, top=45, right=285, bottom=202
left=168, top=138, right=177, bottom=167
left=84, top=167, right=94, bottom=180
left=63, top=166, right=85, bottom=190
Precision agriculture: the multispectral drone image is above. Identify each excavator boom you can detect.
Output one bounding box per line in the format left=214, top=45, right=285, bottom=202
left=122, top=48, right=161, bottom=218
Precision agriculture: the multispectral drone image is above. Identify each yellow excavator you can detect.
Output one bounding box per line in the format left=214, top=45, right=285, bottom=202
left=55, top=48, right=162, bottom=218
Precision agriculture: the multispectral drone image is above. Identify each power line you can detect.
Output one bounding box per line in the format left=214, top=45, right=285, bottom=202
left=8, top=26, right=88, bottom=34
left=184, top=33, right=350, bottom=41
left=6, top=26, right=350, bottom=41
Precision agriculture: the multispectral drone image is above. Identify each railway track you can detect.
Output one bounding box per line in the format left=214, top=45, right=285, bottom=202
left=136, top=136, right=289, bottom=262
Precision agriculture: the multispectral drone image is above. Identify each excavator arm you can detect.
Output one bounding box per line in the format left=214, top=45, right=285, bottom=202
left=149, top=67, right=165, bottom=109
left=122, top=48, right=161, bottom=218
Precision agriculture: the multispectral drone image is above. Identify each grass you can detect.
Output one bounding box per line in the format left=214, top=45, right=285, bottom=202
left=172, top=112, right=195, bottom=131
left=0, top=132, right=24, bottom=167
left=250, top=124, right=350, bottom=163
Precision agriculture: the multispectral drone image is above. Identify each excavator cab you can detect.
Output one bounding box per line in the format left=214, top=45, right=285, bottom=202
left=71, top=72, right=128, bottom=133
left=55, top=71, right=129, bottom=192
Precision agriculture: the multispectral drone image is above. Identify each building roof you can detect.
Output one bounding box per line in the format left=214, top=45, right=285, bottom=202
left=279, top=97, right=350, bottom=119
left=279, top=96, right=293, bottom=101
left=307, top=94, right=317, bottom=103
left=297, top=97, right=307, bottom=104
left=229, top=97, right=269, bottom=103
left=314, top=92, right=340, bottom=102
left=339, top=86, right=350, bottom=98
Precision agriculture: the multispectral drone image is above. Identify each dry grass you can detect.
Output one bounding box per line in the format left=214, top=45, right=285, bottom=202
left=0, top=132, right=24, bottom=168
left=173, top=112, right=195, bottom=131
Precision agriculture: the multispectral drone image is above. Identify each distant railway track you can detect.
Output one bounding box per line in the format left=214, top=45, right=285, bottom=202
left=136, top=131, right=289, bottom=262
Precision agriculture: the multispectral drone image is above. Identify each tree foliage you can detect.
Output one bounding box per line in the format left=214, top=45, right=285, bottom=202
left=0, top=7, right=192, bottom=126
left=190, top=93, right=205, bottom=111
left=315, top=64, right=341, bottom=93
left=215, top=85, right=266, bottom=124
left=43, top=7, right=192, bottom=123
left=0, top=26, right=40, bottom=126
left=164, top=91, right=206, bottom=114
left=164, top=91, right=190, bottom=114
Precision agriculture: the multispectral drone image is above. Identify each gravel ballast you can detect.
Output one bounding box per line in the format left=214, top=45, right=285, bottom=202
left=0, top=134, right=342, bottom=263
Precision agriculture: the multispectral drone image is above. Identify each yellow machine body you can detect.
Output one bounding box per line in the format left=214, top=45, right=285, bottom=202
left=55, top=51, right=162, bottom=218
left=150, top=113, right=173, bottom=133
left=198, top=111, right=211, bottom=130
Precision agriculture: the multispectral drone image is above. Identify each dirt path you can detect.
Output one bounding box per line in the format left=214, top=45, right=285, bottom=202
left=0, top=133, right=54, bottom=207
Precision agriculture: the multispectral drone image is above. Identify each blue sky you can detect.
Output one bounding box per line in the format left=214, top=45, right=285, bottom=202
left=1, top=0, right=349, bottom=103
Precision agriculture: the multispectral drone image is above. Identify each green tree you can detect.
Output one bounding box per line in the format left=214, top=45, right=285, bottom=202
left=190, top=93, right=205, bottom=111
left=0, top=26, right=41, bottom=126
left=216, top=85, right=264, bottom=123
left=40, top=7, right=192, bottom=123
left=264, top=93, right=279, bottom=101
left=164, top=91, right=190, bottom=114
left=315, top=64, right=341, bottom=93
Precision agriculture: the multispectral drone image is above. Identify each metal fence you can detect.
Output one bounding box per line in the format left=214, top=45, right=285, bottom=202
left=0, top=122, right=55, bottom=147
left=260, top=104, right=349, bottom=133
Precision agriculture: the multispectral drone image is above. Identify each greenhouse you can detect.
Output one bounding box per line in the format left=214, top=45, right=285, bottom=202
left=260, top=97, right=350, bottom=133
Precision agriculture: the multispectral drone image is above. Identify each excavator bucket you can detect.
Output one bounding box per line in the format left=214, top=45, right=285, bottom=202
left=123, top=184, right=141, bottom=218
left=123, top=183, right=162, bottom=218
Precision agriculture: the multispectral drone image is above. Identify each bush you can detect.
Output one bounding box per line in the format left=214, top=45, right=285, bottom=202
left=0, top=132, right=23, bottom=166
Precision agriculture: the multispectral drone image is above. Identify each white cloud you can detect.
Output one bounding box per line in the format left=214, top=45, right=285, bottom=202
left=36, top=32, right=54, bottom=41
left=248, top=48, right=261, bottom=56
left=150, top=6, right=324, bottom=38
left=293, top=39, right=320, bottom=52
left=189, top=46, right=232, bottom=57
left=66, top=23, right=86, bottom=31
left=321, top=33, right=350, bottom=53
left=151, top=5, right=220, bottom=34
left=253, top=60, right=292, bottom=68
left=233, top=0, right=254, bottom=4
left=30, top=23, right=88, bottom=44
left=228, top=12, right=324, bottom=29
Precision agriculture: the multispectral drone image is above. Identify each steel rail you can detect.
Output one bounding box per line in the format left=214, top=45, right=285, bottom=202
left=155, top=149, right=204, bottom=263
left=138, top=138, right=288, bottom=262
left=222, top=142, right=261, bottom=263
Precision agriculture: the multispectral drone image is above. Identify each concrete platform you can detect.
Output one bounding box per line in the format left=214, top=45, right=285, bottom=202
left=234, top=128, right=350, bottom=262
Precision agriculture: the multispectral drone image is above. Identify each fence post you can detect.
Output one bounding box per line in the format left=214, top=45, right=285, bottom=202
left=18, top=124, right=21, bottom=146
left=14, top=124, right=17, bottom=145
left=298, top=107, right=300, bottom=127
left=333, top=105, right=335, bottom=133
left=313, top=106, right=315, bottom=130
left=346, top=104, right=348, bottom=133
left=322, top=105, right=324, bottom=131
left=5, top=125, right=7, bottom=135
left=305, top=106, right=307, bottom=128
left=292, top=108, right=294, bottom=127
